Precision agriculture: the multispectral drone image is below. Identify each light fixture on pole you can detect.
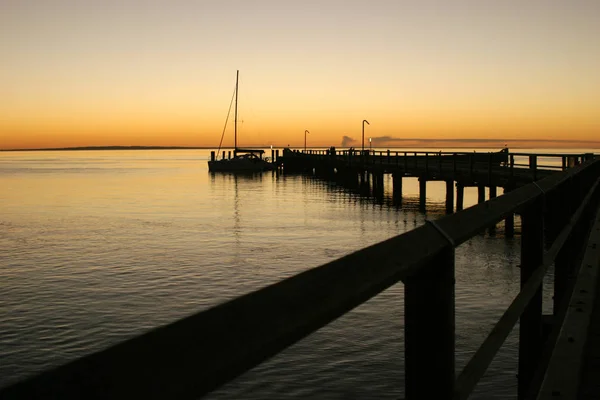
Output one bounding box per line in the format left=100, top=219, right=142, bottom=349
left=362, top=119, right=370, bottom=153
left=369, top=137, right=372, bottom=152
left=304, top=130, right=309, bottom=152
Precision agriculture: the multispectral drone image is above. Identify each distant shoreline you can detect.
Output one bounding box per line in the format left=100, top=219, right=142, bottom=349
left=0, top=146, right=237, bottom=152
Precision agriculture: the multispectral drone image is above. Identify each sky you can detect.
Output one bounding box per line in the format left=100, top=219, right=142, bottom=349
left=1, top=0, right=599, bottom=149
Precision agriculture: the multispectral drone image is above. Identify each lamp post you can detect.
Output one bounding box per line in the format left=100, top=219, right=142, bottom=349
left=304, top=130, right=309, bottom=152
left=362, top=119, right=370, bottom=154
left=369, top=137, right=372, bottom=153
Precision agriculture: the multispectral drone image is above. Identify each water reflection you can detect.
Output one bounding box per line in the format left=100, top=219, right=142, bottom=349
left=290, top=171, right=448, bottom=217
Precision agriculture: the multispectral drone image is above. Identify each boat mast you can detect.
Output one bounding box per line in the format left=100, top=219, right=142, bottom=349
left=234, top=70, right=239, bottom=150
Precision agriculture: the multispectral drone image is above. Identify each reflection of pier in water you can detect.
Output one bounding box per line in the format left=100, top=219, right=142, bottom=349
left=301, top=170, right=448, bottom=215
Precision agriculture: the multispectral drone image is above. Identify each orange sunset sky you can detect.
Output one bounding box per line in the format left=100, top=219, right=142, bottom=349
left=1, top=0, right=599, bottom=150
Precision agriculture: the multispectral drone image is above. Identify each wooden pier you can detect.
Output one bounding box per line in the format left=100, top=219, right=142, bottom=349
left=1, top=150, right=600, bottom=400
left=280, top=148, right=593, bottom=212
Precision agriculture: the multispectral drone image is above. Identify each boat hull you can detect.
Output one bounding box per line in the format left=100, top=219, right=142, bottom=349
left=208, top=158, right=275, bottom=172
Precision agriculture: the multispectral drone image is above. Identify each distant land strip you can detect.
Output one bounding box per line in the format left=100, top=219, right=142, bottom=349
left=0, top=146, right=244, bottom=152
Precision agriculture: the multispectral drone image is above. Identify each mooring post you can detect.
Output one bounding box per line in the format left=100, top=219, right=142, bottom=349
left=222, top=151, right=225, bottom=160
left=210, top=151, right=215, bottom=162
left=275, top=149, right=279, bottom=162
left=405, top=246, right=455, bottom=399
left=456, top=184, right=464, bottom=211
left=518, top=197, right=544, bottom=399
left=445, top=180, right=454, bottom=214
left=228, top=151, right=231, bottom=159
left=419, top=178, right=427, bottom=211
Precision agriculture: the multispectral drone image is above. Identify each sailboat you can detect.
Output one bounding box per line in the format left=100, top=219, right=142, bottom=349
left=208, top=70, right=275, bottom=172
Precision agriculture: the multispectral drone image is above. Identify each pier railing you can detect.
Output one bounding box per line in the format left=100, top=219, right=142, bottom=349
left=2, top=159, right=600, bottom=400
left=301, top=148, right=593, bottom=174
left=293, top=149, right=595, bottom=187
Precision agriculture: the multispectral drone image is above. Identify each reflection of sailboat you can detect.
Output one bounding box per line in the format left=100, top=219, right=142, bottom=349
left=208, top=70, right=275, bottom=172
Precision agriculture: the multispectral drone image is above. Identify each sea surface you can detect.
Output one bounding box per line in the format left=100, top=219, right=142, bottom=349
left=0, top=148, right=596, bottom=398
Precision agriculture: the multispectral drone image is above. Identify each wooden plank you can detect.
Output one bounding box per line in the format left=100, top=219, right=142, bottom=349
left=537, top=206, right=600, bottom=399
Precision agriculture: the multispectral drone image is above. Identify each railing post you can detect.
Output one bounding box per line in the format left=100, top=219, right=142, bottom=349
left=425, top=153, right=429, bottom=177
left=404, top=246, right=455, bottom=399
left=529, top=155, right=538, bottom=181
left=518, top=197, right=544, bottom=399
left=488, top=152, right=493, bottom=185
left=469, top=153, right=474, bottom=178
left=510, top=155, right=515, bottom=179
left=453, top=153, right=457, bottom=178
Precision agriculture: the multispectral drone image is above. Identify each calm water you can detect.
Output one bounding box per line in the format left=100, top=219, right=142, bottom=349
left=1, top=148, right=590, bottom=398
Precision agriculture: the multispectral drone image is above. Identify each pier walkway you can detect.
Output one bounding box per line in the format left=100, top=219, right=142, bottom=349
left=1, top=151, right=599, bottom=400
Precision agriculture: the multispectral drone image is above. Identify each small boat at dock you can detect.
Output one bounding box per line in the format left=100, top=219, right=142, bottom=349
left=208, top=71, right=275, bottom=172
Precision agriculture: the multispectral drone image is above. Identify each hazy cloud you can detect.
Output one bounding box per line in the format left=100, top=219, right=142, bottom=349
left=339, top=136, right=600, bottom=149
left=341, top=136, right=356, bottom=147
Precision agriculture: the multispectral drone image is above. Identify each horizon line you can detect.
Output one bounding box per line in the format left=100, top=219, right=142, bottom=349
left=0, top=144, right=600, bottom=152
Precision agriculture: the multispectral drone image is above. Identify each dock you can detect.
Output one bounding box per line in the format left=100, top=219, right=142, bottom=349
left=1, top=149, right=599, bottom=400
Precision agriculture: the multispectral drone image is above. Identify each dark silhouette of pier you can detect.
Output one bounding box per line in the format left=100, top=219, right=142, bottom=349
left=1, top=149, right=599, bottom=400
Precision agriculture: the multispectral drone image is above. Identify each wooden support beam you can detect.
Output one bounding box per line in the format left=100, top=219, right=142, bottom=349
left=393, top=174, right=403, bottom=205
left=504, top=187, right=515, bottom=237
left=446, top=180, right=454, bottom=214
left=518, top=198, right=545, bottom=399
left=405, top=246, right=455, bottom=400
left=419, top=178, right=427, bottom=211
left=478, top=186, right=486, bottom=204
left=456, top=184, right=464, bottom=211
